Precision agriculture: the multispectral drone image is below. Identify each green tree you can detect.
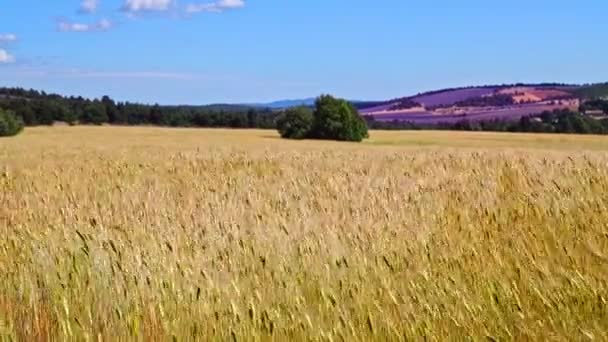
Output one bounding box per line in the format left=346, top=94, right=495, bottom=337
left=276, top=106, right=314, bottom=139
left=48, top=100, right=69, bottom=122
left=348, top=102, right=370, bottom=140
left=32, top=100, right=54, bottom=125
left=82, top=102, right=109, bottom=125
left=310, top=95, right=368, bottom=142
left=0, top=109, right=24, bottom=137
left=102, top=96, right=119, bottom=123
left=17, top=104, right=37, bottom=125
left=150, top=104, right=163, bottom=125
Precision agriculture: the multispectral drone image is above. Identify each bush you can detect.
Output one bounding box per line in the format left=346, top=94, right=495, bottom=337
left=0, top=109, right=24, bottom=137
left=276, top=106, right=314, bottom=139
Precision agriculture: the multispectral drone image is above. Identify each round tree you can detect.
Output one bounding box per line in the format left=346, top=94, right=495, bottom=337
left=310, top=95, right=368, bottom=142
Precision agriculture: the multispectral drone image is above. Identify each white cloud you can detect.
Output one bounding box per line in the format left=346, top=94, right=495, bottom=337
left=80, top=0, right=99, bottom=13
left=123, top=0, right=174, bottom=12
left=58, top=18, right=112, bottom=32
left=0, top=49, right=15, bottom=63
left=186, top=0, right=245, bottom=13
left=0, top=34, right=17, bottom=43
left=217, top=0, right=245, bottom=9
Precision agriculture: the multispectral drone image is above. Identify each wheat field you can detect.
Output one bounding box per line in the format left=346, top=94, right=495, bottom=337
left=1, top=127, right=607, bottom=341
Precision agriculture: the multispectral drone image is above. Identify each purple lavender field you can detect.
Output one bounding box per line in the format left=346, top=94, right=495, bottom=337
left=359, top=85, right=582, bottom=125
left=411, top=87, right=498, bottom=107
left=367, top=103, right=566, bottom=124
left=359, top=103, right=395, bottom=113
left=359, top=87, right=499, bottom=114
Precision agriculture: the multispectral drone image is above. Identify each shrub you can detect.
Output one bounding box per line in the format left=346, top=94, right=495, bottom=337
left=276, top=106, right=314, bottom=139
left=0, top=109, right=24, bottom=137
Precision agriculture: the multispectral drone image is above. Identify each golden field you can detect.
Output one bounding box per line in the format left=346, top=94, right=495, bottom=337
left=1, top=126, right=607, bottom=341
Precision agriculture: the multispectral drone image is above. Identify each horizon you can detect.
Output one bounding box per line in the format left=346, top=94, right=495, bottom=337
left=2, top=81, right=598, bottom=107
left=2, top=1, right=608, bottom=105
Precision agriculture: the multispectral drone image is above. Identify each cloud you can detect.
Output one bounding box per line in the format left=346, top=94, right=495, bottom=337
left=120, top=0, right=244, bottom=17
left=0, top=34, right=17, bottom=43
left=58, top=18, right=112, bottom=32
left=186, top=0, right=245, bottom=13
left=122, top=0, right=174, bottom=12
left=0, top=49, right=15, bottom=63
left=0, top=35, right=16, bottom=63
left=79, top=0, right=99, bottom=14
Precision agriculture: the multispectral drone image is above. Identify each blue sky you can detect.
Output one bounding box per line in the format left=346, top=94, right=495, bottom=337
left=1, top=0, right=607, bottom=104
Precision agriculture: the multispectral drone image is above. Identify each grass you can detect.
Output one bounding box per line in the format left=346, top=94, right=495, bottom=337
left=1, top=126, right=607, bottom=340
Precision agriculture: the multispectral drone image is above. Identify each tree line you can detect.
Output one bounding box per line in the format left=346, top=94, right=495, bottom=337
left=0, top=88, right=277, bottom=129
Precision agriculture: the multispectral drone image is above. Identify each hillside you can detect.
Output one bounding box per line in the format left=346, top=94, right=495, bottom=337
left=573, top=83, right=608, bottom=99
left=359, top=83, right=606, bottom=124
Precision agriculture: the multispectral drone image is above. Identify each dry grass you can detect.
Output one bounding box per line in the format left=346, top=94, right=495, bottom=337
left=1, top=126, right=607, bottom=340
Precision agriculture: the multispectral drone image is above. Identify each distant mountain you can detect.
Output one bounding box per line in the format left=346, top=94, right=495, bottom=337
left=167, top=104, right=259, bottom=112
left=248, top=98, right=387, bottom=109
left=246, top=98, right=316, bottom=109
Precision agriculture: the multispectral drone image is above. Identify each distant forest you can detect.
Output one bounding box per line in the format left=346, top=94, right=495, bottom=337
left=0, top=88, right=278, bottom=128
left=1, top=87, right=608, bottom=135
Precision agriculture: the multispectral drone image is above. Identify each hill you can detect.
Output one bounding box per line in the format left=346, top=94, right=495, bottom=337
left=359, top=83, right=606, bottom=124
left=252, top=98, right=317, bottom=109
left=248, top=98, right=386, bottom=110
left=572, top=83, right=608, bottom=99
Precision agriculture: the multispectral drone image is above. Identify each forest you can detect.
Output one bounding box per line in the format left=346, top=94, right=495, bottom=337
left=0, top=88, right=277, bottom=129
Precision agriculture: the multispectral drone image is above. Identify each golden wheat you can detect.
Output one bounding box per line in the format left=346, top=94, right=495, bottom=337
left=1, top=127, right=607, bottom=340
